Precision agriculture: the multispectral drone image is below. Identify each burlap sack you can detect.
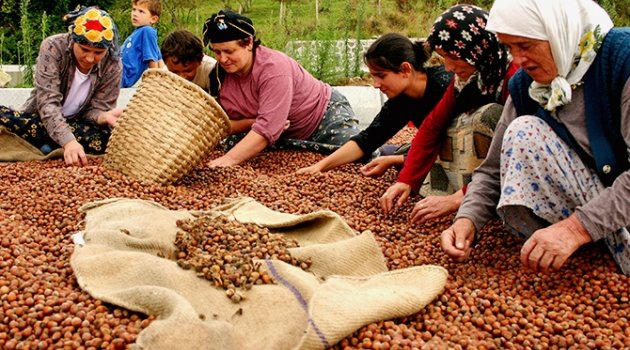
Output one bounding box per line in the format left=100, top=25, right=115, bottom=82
left=71, top=198, right=448, bottom=350
left=0, top=126, right=63, bottom=161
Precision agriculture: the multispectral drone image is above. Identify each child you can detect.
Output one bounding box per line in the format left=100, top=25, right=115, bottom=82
left=161, top=29, right=216, bottom=91
left=120, top=0, right=164, bottom=88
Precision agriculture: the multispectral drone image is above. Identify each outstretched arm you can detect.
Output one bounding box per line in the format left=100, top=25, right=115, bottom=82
left=397, top=82, right=457, bottom=191
left=209, top=130, right=268, bottom=167
left=297, top=140, right=365, bottom=174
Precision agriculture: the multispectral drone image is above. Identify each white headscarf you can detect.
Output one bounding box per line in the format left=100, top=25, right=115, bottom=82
left=486, top=0, right=613, bottom=111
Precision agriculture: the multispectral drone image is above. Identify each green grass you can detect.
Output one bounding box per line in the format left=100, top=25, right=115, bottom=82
left=113, top=0, right=489, bottom=51
left=152, top=0, right=630, bottom=46
left=110, top=0, right=489, bottom=84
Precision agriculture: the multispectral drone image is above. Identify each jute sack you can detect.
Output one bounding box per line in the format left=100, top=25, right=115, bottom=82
left=0, top=126, right=63, bottom=162
left=71, top=198, right=448, bottom=350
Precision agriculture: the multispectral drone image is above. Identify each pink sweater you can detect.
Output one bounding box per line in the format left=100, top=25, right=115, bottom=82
left=218, top=46, right=331, bottom=144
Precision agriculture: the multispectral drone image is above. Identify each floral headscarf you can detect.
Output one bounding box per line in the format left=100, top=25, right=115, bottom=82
left=486, top=0, right=613, bottom=111
left=426, top=4, right=509, bottom=99
left=64, top=6, right=119, bottom=58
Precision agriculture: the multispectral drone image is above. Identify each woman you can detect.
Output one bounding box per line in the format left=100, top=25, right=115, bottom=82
left=379, top=4, right=519, bottom=224
left=296, top=33, right=451, bottom=175
left=441, top=0, right=630, bottom=275
left=0, top=6, right=122, bottom=166
left=202, top=10, right=361, bottom=167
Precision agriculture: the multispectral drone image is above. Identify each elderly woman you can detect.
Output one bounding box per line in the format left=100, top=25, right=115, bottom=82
left=202, top=10, right=361, bottom=167
left=379, top=4, right=518, bottom=224
left=0, top=7, right=122, bottom=166
left=441, top=0, right=630, bottom=275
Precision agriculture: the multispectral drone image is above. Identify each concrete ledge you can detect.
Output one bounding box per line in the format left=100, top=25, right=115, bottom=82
left=0, top=86, right=385, bottom=127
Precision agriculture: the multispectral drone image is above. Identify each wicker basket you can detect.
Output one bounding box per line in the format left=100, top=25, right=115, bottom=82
left=104, top=69, right=230, bottom=184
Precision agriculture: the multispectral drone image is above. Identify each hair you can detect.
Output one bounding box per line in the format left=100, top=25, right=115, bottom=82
left=161, top=30, right=204, bottom=64
left=364, top=33, right=429, bottom=73
left=235, top=37, right=261, bottom=50
left=133, top=0, right=162, bottom=17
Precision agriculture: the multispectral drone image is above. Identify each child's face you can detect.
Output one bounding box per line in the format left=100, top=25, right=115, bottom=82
left=165, top=57, right=201, bottom=81
left=131, top=3, right=158, bottom=27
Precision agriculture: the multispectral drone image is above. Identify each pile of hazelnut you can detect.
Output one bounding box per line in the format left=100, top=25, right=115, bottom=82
left=174, top=214, right=311, bottom=303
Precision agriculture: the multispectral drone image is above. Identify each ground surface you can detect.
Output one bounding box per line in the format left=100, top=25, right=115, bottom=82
left=0, top=129, right=628, bottom=349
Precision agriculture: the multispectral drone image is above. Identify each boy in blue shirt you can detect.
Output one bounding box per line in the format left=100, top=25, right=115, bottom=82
left=121, top=0, right=164, bottom=87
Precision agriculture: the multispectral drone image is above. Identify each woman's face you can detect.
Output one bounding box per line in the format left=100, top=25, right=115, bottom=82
left=497, top=33, right=558, bottom=84
left=435, top=48, right=476, bottom=81
left=368, top=64, right=409, bottom=99
left=211, top=39, right=254, bottom=76
left=72, top=43, right=108, bottom=74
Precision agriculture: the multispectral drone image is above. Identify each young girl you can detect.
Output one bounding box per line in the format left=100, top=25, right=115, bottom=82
left=0, top=6, right=122, bottom=166
left=297, top=33, right=451, bottom=174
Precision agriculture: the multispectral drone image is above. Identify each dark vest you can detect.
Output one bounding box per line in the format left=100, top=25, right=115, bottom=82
left=509, top=27, right=630, bottom=187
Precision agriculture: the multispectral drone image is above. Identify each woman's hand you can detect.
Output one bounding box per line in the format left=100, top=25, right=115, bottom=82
left=380, top=182, right=411, bottom=214
left=208, top=154, right=239, bottom=167
left=63, top=139, right=88, bottom=166
left=410, top=190, right=463, bottom=224
left=296, top=164, right=322, bottom=175
left=360, top=155, right=403, bottom=178
left=97, top=108, right=123, bottom=127
left=440, top=218, right=476, bottom=262
left=520, top=214, right=592, bottom=273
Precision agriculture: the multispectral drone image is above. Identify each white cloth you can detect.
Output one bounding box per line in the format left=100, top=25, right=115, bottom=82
left=486, top=0, right=613, bottom=111
left=192, top=56, right=216, bottom=91
left=62, top=68, right=92, bottom=117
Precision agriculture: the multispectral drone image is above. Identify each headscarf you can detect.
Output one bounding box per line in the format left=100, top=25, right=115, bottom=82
left=64, top=6, right=119, bottom=58
left=202, top=9, right=256, bottom=47
left=426, top=4, right=509, bottom=99
left=486, top=0, right=613, bottom=111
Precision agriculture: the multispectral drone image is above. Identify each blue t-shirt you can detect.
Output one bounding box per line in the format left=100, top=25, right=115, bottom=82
left=121, top=26, right=162, bottom=88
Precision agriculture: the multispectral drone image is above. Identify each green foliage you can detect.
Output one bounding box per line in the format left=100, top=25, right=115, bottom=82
left=20, top=0, right=34, bottom=86
left=41, top=11, right=49, bottom=42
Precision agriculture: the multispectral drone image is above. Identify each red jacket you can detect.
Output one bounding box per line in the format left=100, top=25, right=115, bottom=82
left=397, top=62, right=520, bottom=192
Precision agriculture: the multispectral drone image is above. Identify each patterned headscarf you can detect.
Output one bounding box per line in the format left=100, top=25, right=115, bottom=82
left=64, top=6, right=119, bottom=58
left=487, top=0, right=613, bottom=111
left=426, top=4, right=509, bottom=99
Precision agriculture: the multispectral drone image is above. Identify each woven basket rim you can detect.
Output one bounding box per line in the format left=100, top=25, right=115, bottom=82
left=141, top=68, right=222, bottom=108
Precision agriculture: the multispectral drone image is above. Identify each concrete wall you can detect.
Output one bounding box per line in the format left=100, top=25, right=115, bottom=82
left=0, top=86, right=385, bottom=127
left=0, top=65, right=31, bottom=87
